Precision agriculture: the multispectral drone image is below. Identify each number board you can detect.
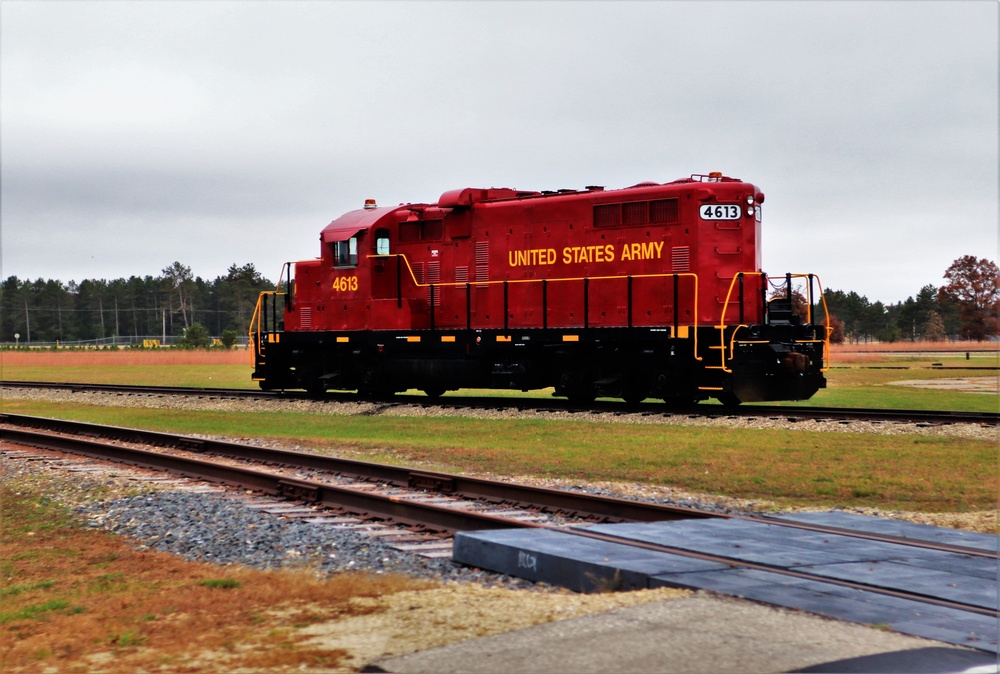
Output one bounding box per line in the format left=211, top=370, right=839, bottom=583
left=699, top=204, right=741, bottom=220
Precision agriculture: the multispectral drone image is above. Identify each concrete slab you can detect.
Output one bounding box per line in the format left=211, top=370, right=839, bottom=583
left=648, top=568, right=998, bottom=651
left=452, top=516, right=1000, bottom=652
left=369, top=593, right=997, bottom=674
left=792, top=559, right=993, bottom=609
left=452, top=527, right=726, bottom=593
left=770, top=511, right=1000, bottom=553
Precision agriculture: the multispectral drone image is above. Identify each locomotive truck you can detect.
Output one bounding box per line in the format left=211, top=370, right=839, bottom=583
left=251, top=172, right=830, bottom=405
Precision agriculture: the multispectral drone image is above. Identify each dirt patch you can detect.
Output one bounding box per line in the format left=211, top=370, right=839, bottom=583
left=887, top=376, right=999, bottom=395
left=297, top=585, right=689, bottom=670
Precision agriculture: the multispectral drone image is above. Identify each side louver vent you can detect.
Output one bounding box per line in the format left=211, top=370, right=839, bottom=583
left=671, top=246, right=690, bottom=272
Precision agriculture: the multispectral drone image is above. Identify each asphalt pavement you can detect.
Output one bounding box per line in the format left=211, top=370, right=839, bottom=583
left=368, top=593, right=999, bottom=674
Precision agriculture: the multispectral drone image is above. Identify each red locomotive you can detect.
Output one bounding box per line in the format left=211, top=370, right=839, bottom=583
left=251, top=172, right=830, bottom=405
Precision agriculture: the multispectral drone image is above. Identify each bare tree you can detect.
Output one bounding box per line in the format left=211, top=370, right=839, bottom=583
left=162, top=261, right=195, bottom=329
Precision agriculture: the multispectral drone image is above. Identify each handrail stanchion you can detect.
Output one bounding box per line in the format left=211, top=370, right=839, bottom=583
left=542, top=279, right=548, bottom=330
left=396, top=255, right=402, bottom=309
left=672, top=274, right=679, bottom=336
left=627, top=276, right=633, bottom=329
left=738, top=272, right=745, bottom=324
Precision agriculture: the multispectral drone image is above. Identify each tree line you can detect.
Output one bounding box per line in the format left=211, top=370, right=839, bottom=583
left=1, top=255, right=996, bottom=346
left=0, top=262, right=275, bottom=346
left=822, top=256, right=999, bottom=343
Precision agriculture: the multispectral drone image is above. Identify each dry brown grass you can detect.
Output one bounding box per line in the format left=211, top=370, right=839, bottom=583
left=0, top=349, right=246, bottom=368
left=0, top=483, right=432, bottom=673
left=832, top=340, right=996, bottom=354
left=831, top=340, right=998, bottom=364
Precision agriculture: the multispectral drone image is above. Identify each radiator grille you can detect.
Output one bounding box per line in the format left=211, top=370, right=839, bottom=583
left=594, top=204, right=620, bottom=227
left=594, top=198, right=679, bottom=228
left=650, top=199, right=679, bottom=223
left=622, top=201, right=648, bottom=226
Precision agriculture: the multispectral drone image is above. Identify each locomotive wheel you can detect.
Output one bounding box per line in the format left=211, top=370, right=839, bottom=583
left=621, top=382, right=649, bottom=406
left=358, top=387, right=395, bottom=401
left=421, top=386, right=446, bottom=399
left=357, top=367, right=390, bottom=400
left=566, top=391, right=596, bottom=405
left=622, top=392, right=647, bottom=406
left=304, top=382, right=327, bottom=397
left=559, top=370, right=596, bottom=406
left=661, top=397, right=700, bottom=408
left=716, top=392, right=742, bottom=408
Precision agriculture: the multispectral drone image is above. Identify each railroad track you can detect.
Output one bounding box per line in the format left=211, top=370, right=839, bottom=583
left=2, top=414, right=993, bottom=557
left=3, top=380, right=997, bottom=425
left=0, top=414, right=717, bottom=531
left=4, top=416, right=995, bottom=604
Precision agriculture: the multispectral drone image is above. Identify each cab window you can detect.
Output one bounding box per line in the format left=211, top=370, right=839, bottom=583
left=375, top=228, right=390, bottom=255
left=334, top=237, right=358, bottom=267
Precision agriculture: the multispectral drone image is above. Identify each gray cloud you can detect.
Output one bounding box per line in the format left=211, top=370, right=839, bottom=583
left=2, top=1, right=996, bottom=299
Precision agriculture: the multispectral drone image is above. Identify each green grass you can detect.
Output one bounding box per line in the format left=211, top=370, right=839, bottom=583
left=1, top=398, right=995, bottom=512
left=2, top=364, right=252, bottom=389
left=197, top=579, right=242, bottom=590
left=0, top=600, right=77, bottom=624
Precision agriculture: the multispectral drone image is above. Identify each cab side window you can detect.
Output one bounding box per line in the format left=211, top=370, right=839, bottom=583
left=375, top=228, right=390, bottom=255
left=334, top=237, right=358, bottom=267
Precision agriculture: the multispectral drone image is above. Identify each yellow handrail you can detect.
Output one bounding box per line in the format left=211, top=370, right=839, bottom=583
left=248, top=290, right=286, bottom=366
left=714, top=272, right=832, bottom=373
left=367, top=253, right=701, bottom=353
left=249, top=263, right=294, bottom=367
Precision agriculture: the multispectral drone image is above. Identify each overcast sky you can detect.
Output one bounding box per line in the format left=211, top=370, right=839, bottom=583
left=2, top=1, right=996, bottom=304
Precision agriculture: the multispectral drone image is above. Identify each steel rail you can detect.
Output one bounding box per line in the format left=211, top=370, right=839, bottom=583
left=735, top=513, right=993, bottom=558
left=3, top=380, right=997, bottom=425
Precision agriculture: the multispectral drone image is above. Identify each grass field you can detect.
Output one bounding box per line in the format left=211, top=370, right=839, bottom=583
left=0, top=344, right=996, bottom=513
